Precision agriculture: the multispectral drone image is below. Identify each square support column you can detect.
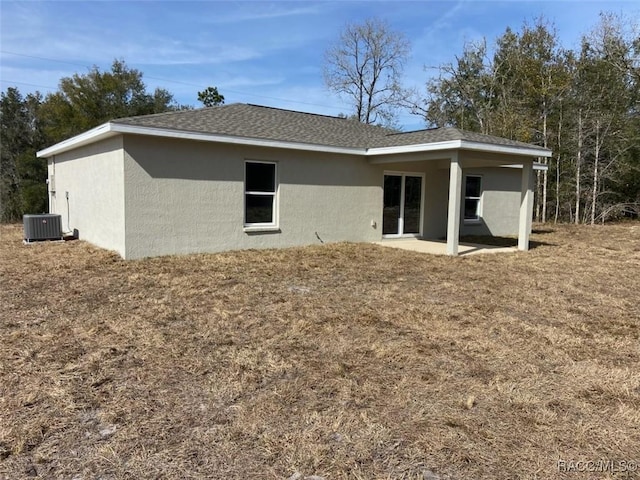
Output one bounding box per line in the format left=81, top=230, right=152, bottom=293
left=446, top=153, right=462, bottom=256
left=518, top=160, right=534, bottom=251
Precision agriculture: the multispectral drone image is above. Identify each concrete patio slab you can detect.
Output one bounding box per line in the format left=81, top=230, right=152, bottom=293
left=374, top=238, right=518, bottom=256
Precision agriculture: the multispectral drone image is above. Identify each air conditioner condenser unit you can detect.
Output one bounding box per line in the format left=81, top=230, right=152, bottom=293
left=23, top=214, right=63, bottom=242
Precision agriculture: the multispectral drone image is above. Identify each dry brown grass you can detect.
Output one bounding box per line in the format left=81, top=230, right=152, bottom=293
left=1, top=222, right=639, bottom=480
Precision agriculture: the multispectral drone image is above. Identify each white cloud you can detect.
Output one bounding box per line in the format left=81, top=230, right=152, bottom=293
left=199, top=3, right=322, bottom=25
left=2, top=0, right=638, bottom=131
left=0, top=64, right=70, bottom=93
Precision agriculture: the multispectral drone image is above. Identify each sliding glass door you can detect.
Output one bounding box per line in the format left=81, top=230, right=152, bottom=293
left=383, top=173, right=423, bottom=236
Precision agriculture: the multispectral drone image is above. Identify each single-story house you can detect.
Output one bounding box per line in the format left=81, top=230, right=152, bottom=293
left=36, top=103, right=551, bottom=259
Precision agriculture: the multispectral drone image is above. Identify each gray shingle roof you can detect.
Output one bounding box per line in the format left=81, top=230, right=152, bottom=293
left=375, top=127, right=544, bottom=150
left=113, top=103, right=547, bottom=152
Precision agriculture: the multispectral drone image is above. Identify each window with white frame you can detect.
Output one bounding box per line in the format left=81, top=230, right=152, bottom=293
left=245, top=161, right=277, bottom=226
left=464, top=175, right=482, bottom=222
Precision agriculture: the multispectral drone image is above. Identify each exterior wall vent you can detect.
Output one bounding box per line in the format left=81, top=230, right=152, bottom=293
left=23, top=214, right=63, bottom=242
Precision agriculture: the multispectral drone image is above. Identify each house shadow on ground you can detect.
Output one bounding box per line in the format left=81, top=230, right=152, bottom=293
left=459, top=233, right=555, bottom=250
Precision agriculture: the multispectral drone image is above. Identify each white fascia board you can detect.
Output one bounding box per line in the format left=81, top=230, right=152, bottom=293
left=367, top=140, right=462, bottom=156
left=37, top=121, right=552, bottom=160
left=459, top=140, right=552, bottom=158
left=111, top=123, right=365, bottom=156
left=366, top=139, right=552, bottom=158
left=502, top=163, right=549, bottom=171
left=37, top=122, right=117, bottom=158
left=36, top=122, right=366, bottom=158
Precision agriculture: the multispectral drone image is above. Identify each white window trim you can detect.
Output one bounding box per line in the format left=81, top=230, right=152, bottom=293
left=464, top=174, right=483, bottom=223
left=244, top=160, right=279, bottom=231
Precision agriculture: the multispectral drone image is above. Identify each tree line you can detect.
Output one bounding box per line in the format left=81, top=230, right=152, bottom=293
left=0, top=61, right=223, bottom=221
left=324, top=13, right=639, bottom=223
left=2, top=13, right=638, bottom=224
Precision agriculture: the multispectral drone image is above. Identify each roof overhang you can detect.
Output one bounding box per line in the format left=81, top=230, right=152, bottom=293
left=367, top=139, right=552, bottom=158
left=37, top=122, right=365, bottom=158
left=37, top=122, right=552, bottom=160
left=37, top=122, right=119, bottom=158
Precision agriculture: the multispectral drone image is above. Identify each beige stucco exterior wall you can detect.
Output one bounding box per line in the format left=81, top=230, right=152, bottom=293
left=460, top=166, right=523, bottom=237
left=122, top=135, right=382, bottom=259
left=47, top=136, right=126, bottom=256
left=43, top=132, right=534, bottom=259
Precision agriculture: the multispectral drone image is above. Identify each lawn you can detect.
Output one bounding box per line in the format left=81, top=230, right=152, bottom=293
left=1, top=223, right=639, bottom=480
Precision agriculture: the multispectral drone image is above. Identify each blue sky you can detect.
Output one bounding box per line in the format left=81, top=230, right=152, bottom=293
left=1, top=0, right=637, bottom=130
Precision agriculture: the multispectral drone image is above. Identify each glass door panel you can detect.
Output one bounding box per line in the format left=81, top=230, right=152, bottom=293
left=383, top=175, right=402, bottom=235
left=403, top=176, right=422, bottom=234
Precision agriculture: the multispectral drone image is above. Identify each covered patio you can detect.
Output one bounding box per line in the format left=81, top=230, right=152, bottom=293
left=375, top=238, right=518, bottom=256
left=367, top=132, right=552, bottom=256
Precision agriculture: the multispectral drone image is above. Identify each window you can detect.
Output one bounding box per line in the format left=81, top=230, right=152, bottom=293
left=464, top=175, right=482, bottom=222
left=245, top=161, right=277, bottom=227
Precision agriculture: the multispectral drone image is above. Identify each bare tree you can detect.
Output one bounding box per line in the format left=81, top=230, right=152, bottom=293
left=323, top=18, right=410, bottom=125
left=575, top=109, right=583, bottom=224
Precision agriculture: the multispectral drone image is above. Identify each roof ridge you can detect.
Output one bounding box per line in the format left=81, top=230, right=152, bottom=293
left=244, top=103, right=350, bottom=121
left=113, top=103, right=395, bottom=135
left=384, top=127, right=441, bottom=137
left=242, top=104, right=394, bottom=134
left=113, top=103, right=242, bottom=123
